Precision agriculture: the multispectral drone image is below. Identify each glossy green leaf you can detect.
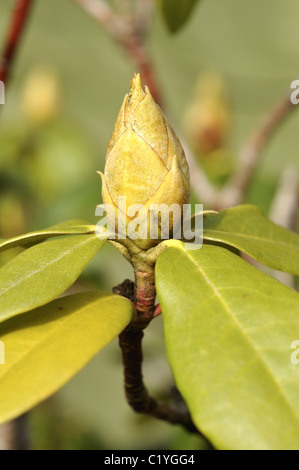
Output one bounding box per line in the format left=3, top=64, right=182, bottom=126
left=157, top=0, right=200, bottom=33
left=0, top=291, right=132, bottom=424
left=0, top=219, right=95, bottom=253
left=156, top=241, right=299, bottom=450
left=0, top=234, right=106, bottom=324
left=203, top=205, right=299, bottom=275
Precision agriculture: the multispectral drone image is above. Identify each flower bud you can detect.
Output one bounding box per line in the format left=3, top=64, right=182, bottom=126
left=99, top=74, right=190, bottom=249
left=22, top=66, right=60, bottom=126
left=183, top=72, right=231, bottom=154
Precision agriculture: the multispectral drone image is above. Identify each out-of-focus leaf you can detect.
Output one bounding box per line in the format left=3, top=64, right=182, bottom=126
left=203, top=205, right=299, bottom=275
left=0, top=219, right=95, bottom=253
left=0, top=234, right=106, bottom=324
left=157, top=0, right=201, bottom=33
left=0, top=291, right=132, bottom=424
left=156, top=241, right=299, bottom=450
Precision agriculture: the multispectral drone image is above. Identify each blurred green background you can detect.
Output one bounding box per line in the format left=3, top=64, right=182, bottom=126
left=0, top=0, right=298, bottom=450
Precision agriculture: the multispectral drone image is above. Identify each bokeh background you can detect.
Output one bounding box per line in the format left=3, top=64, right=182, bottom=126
left=0, top=0, right=298, bottom=450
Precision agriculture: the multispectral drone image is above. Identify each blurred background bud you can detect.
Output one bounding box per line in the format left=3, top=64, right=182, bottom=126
left=183, top=72, right=233, bottom=184
left=183, top=72, right=231, bottom=154
left=21, top=66, right=61, bottom=126
left=0, top=193, right=26, bottom=238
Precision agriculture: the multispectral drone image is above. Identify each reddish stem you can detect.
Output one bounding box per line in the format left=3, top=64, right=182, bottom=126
left=134, top=268, right=156, bottom=328
left=0, top=0, right=34, bottom=84
left=124, top=38, right=163, bottom=107
left=153, top=303, right=161, bottom=318
left=114, top=279, right=202, bottom=436
left=72, top=0, right=163, bottom=107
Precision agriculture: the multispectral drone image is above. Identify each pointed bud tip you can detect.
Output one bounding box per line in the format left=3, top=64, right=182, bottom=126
left=129, top=73, right=146, bottom=99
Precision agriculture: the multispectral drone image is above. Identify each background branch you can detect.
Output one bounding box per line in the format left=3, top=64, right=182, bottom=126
left=181, top=137, right=219, bottom=207
left=218, top=92, right=295, bottom=208
left=73, top=0, right=298, bottom=209
left=72, top=0, right=162, bottom=105
left=73, top=0, right=127, bottom=40
left=134, top=0, right=155, bottom=39
left=187, top=87, right=297, bottom=209
left=269, top=165, right=299, bottom=288
left=0, top=415, right=30, bottom=450
left=0, top=0, right=34, bottom=85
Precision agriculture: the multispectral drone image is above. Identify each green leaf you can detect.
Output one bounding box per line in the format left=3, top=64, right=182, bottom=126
left=157, top=0, right=200, bottom=33
left=0, top=219, right=95, bottom=253
left=0, top=234, right=106, bottom=324
left=0, top=291, right=132, bottom=424
left=156, top=241, right=299, bottom=450
left=203, top=205, right=299, bottom=275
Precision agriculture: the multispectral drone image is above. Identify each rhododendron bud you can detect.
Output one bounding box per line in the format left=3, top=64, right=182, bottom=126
left=99, top=74, right=190, bottom=250
left=22, top=66, right=60, bottom=125
left=183, top=72, right=231, bottom=154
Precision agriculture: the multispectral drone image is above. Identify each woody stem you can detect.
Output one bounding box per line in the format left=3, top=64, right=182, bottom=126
left=114, top=277, right=208, bottom=439
left=0, top=0, right=35, bottom=85
left=134, top=267, right=156, bottom=329
left=118, top=326, right=199, bottom=434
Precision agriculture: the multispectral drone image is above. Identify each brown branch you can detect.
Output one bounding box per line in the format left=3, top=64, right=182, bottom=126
left=184, top=85, right=297, bottom=210
left=123, top=37, right=162, bottom=105
left=134, top=268, right=156, bottom=329
left=219, top=93, right=295, bottom=208
left=72, top=0, right=127, bottom=40
left=74, top=1, right=296, bottom=208
left=0, top=0, right=35, bottom=85
left=113, top=279, right=209, bottom=439
left=270, top=165, right=299, bottom=230
left=269, top=165, right=299, bottom=288
left=118, top=326, right=200, bottom=434
left=72, top=0, right=162, bottom=105
left=134, top=0, right=155, bottom=39
left=180, top=136, right=219, bottom=207
left=0, top=415, right=30, bottom=450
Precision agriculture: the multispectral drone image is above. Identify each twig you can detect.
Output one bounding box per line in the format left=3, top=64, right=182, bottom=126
left=74, top=0, right=297, bottom=209
left=118, top=327, right=200, bottom=433
left=184, top=85, right=297, bottom=210
left=0, top=422, right=16, bottom=450
left=0, top=0, right=34, bottom=449
left=270, top=166, right=299, bottom=229
left=0, top=0, right=35, bottom=84
left=219, top=92, right=295, bottom=208
left=181, top=136, right=219, bottom=207
left=123, top=37, right=162, bottom=105
left=72, top=0, right=127, bottom=40
left=72, top=0, right=162, bottom=105
left=113, top=279, right=208, bottom=438
left=269, top=165, right=299, bottom=288
left=0, top=415, right=30, bottom=450
left=134, top=0, right=155, bottom=40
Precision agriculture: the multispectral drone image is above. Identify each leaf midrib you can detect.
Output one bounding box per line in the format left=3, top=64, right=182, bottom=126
left=0, top=226, right=95, bottom=251
left=203, top=228, right=298, bottom=250
left=0, top=295, right=118, bottom=383
left=178, top=246, right=299, bottom=426
left=0, top=236, right=98, bottom=298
